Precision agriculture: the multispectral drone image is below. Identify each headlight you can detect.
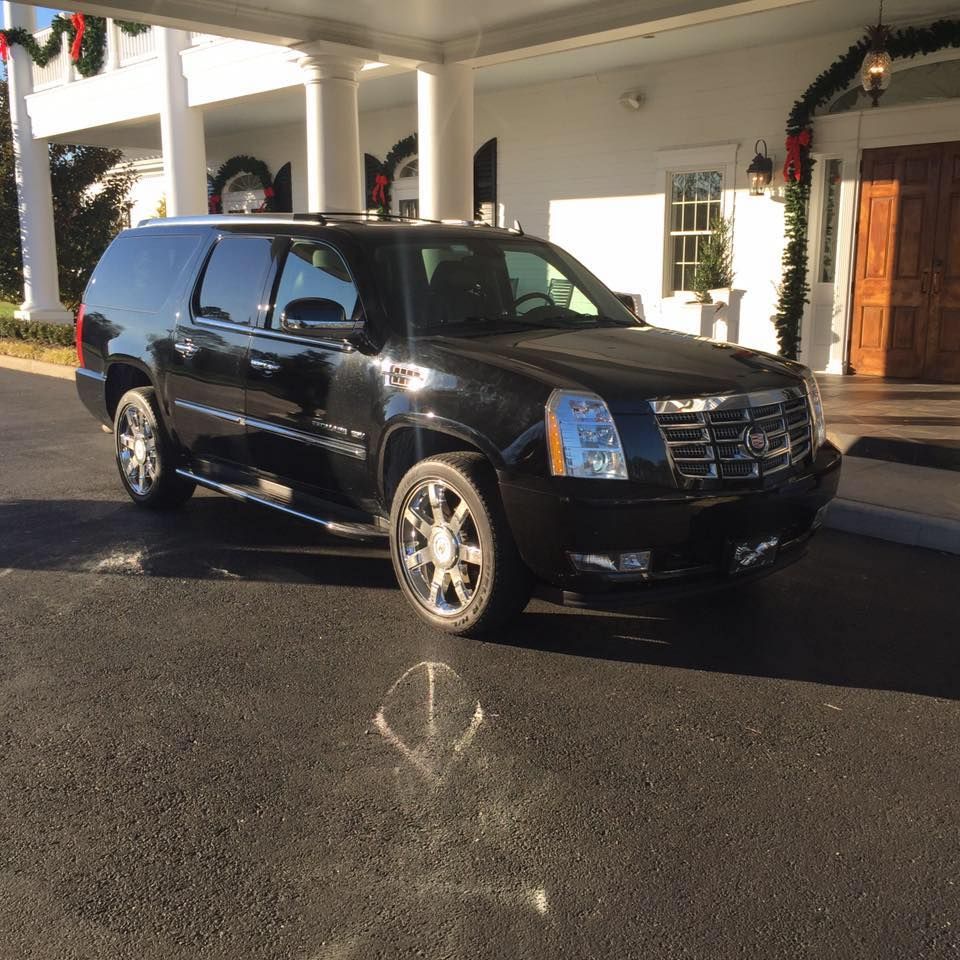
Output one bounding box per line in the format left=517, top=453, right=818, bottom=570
left=545, top=390, right=628, bottom=479
left=803, top=369, right=826, bottom=451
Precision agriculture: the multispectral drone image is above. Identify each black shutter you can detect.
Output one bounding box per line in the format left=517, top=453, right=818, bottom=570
left=473, top=138, right=497, bottom=223
left=272, top=162, right=292, bottom=212
left=364, top=153, right=382, bottom=209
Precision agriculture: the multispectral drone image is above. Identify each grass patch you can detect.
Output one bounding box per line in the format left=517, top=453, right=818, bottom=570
left=0, top=338, right=77, bottom=366
left=0, top=300, right=18, bottom=315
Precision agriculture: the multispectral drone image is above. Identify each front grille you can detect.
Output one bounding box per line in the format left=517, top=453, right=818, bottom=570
left=652, top=386, right=813, bottom=483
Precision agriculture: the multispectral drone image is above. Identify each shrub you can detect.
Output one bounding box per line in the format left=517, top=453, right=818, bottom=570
left=0, top=314, right=75, bottom=346
left=692, top=216, right=734, bottom=304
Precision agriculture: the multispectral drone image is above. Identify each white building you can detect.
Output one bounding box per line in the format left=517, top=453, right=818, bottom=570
left=5, top=0, right=960, bottom=382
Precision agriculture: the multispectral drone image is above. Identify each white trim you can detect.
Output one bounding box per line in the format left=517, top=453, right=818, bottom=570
left=656, top=143, right=739, bottom=299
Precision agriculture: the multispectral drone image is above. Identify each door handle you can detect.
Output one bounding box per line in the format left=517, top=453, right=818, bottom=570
left=921, top=270, right=930, bottom=294
left=174, top=339, right=199, bottom=358
left=250, top=357, right=281, bottom=375
left=933, top=270, right=942, bottom=294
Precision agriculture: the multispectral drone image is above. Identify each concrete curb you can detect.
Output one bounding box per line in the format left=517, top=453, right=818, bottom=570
left=825, top=498, right=960, bottom=556
left=0, top=354, right=76, bottom=381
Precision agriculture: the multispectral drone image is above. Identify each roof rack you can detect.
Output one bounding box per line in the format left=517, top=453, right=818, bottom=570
left=138, top=211, right=513, bottom=230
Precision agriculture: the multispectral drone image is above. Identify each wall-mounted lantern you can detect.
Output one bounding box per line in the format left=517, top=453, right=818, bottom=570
left=747, top=140, right=773, bottom=196
left=861, top=0, right=892, bottom=107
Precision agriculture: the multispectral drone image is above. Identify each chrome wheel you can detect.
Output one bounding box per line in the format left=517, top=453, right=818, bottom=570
left=398, top=479, right=483, bottom=617
left=117, top=403, right=159, bottom=496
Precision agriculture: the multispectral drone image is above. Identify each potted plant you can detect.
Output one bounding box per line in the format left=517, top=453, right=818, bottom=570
left=692, top=215, right=734, bottom=306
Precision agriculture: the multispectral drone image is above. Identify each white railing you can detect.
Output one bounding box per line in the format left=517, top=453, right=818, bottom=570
left=30, top=27, right=70, bottom=89
left=118, top=25, right=156, bottom=65
left=29, top=21, right=157, bottom=89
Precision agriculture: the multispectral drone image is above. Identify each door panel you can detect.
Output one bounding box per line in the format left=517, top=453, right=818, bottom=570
left=850, top=144, right=940, bottom=378
left=243, top=238, right=377, bottom=509
left=244, top=333, right=374, bottom=506
left=166, top=234, right=275, bottom=464
left=927, top=142, right=960, bottom=381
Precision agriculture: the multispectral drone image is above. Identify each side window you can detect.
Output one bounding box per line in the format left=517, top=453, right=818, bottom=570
left=273, top=241, right=358, bottom=325
left=666, top=170, right=723, bottom=294
left=86, top=234, right=202, bottom=312
left=195, top=236, right=273, bottom=326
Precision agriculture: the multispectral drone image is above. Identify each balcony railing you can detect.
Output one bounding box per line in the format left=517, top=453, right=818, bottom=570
left=117, top=25, right=156, bottom=65
left=30, top=20, right=160, bottom=89
left=30, top=27, right=71, bottom=90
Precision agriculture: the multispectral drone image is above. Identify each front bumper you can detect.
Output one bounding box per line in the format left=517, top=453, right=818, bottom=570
left=499, top=442, right=841, bottom=605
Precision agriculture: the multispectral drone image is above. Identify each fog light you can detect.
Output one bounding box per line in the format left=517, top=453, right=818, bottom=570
left=568, top=550, right=651, bottom=574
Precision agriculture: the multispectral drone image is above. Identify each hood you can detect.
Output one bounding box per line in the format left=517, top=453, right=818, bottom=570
left=428, top=325, right=806, bottom=413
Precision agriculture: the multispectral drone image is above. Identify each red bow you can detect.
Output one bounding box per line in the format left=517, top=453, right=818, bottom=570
left=70, top=13, right=85, bottom=63
left=0, top=33, right=8, bottom=64
left=263, top=186, right=275, bottom=198
left=372, top=173, right=388, bottom=206
left=783, top=128, right=812, bottom=182
left=208, top=194, right=221, bottom=212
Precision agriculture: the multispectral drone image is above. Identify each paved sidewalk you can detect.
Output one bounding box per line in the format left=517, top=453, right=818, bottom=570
left=821, top=374, right=960, bottom=471
left=826, top=456, right=959, bottom=555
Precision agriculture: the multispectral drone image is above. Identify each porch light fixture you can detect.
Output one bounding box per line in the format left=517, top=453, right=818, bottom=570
left=861, top=0, right=892, bottom=107
left=747, top=140, right=773, bottom=196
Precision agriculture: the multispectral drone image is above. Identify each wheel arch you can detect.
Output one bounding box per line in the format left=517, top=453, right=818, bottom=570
left=104, top=357, right=155, bottom=422
left=378, top=415, right=504, bottom=509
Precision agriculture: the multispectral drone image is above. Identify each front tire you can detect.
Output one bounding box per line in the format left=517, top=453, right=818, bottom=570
left=389, top=452, right=533, bottom=636
left=114, top=387, right=195, bottom=509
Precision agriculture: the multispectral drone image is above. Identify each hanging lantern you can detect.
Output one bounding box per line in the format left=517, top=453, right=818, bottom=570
left=861, top=0, right=892, bottom=107
left=747, top=140, right=773, bottom=196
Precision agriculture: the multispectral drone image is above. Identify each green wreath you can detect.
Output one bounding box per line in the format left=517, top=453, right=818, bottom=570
left=368, top=133, right=418, bottom=213
left=0, top=15, right=149, bottom=79
left=776, top=18, right=960, bottom=359
left=208, top=155, right=275, bottom=213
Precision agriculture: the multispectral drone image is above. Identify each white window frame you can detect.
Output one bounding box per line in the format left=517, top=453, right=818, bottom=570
left=656, top=143, right=738, bottom=299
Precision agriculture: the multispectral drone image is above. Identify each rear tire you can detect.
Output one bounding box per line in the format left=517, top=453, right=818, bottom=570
left=114, top=387, right=195, bottom=510
left=389, top=452, right=533, bottom=636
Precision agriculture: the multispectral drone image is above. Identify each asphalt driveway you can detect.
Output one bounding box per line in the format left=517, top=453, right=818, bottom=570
left=0, top=367, right=957, bottom=959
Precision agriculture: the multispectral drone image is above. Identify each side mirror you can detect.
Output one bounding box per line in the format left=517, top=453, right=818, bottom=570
left=280, top=297, right=350, bottom=336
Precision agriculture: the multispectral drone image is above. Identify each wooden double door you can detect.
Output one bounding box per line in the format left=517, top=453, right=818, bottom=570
left=851, top=141, right=960, bottom=382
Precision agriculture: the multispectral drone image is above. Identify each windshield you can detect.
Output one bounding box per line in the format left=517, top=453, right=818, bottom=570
left=371, top=234, right=639, bottom=337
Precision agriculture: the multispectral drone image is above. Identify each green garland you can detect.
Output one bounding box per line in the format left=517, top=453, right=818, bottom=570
left=368, top=133, right=418, bottom=212
left=776, top=18, right=960, bottom=359
left=208, top=155, right=274, bottom=213
left=0, top=14, right=148, bottom=79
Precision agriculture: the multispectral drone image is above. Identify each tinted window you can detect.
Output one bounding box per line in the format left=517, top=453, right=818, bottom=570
left=273, top=241, right=358, bottom=324
left=86, top=233, right=201, bottom=312
left=196, top=236, right=273, bottom=326
left=372, top=237, right=635, bottom=337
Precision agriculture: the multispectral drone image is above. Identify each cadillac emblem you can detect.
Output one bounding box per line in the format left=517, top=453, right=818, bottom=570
left=744, top=425, right=769, bottom=456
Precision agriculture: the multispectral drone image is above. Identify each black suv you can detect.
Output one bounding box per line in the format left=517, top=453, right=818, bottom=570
left=76, top=214, right=841, bottom=635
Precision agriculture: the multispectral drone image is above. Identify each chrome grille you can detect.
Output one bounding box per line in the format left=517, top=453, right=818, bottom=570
left=652, top=387, right=813, bottom=482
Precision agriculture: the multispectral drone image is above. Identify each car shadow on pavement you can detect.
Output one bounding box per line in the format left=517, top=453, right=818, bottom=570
left=1, top=497, right=956, bottom=700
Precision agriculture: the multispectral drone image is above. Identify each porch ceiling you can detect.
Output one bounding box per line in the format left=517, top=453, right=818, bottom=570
left=19, top=0, right=960, bottom=74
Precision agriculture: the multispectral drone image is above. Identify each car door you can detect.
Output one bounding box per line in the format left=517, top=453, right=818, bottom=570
left=243, top=237, right=376, bottom=508
left=166, top=233, right=275, bottom=468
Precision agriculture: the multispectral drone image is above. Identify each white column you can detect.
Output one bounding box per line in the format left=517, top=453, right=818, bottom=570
left=299, top=54, right=364, bottom=212
left=157, top=27, right=207, bottom=216
left=2, top=2, right=71, bottom=323
left=417, top=63, right=474, bottom=221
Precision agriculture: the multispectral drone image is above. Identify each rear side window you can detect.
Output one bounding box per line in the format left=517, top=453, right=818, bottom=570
left=195, top=236, right=273, bottom=326
left=86, top=233, right=201, bottom=312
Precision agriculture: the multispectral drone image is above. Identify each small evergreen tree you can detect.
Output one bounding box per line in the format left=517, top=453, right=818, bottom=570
left=0, top=77, right=137, bottom=311
left=692, top=215, right=734, bottom=304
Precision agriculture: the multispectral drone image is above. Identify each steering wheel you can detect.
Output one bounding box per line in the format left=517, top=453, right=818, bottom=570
left=513, top=291, right=555, bottom=311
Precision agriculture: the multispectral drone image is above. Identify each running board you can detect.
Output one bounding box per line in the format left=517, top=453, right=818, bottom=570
left=176, top=469, right=388, bottom=542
